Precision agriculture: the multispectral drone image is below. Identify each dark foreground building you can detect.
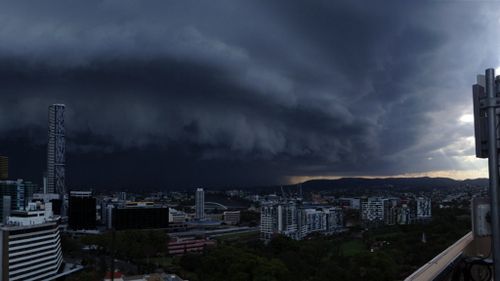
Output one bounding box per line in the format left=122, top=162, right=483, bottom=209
left=111, top=202, right=169, bottom=230
left=68, top=191, right=96, bottom=230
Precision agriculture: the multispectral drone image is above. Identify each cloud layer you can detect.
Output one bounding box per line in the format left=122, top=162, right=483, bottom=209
left=0, top=0, right=496, bottom=188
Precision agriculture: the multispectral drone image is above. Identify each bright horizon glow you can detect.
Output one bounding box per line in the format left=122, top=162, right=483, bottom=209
left=287, top=166, right=489, bottom=184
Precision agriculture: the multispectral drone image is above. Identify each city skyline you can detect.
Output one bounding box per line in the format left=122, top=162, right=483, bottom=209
left=0, top=1, right=496, bottom=189
left=0, top=2, right=491, bottom=280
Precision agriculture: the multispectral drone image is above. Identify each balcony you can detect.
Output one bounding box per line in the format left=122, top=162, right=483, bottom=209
left=405, top=232, right=493, bottom=281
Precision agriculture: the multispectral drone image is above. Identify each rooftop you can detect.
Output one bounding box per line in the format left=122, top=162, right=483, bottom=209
left=405, top=232, right=492, bottom=281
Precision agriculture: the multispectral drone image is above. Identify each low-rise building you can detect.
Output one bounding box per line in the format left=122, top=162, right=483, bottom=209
left=110, top=202, right=169, bottom=230
left=168, top=237, right=216, bottom=255
left=168, top=208, right=187, bottom=223
left=223, top=211, right=241, bottom=225
left=105, top=272, right=187, bottom=281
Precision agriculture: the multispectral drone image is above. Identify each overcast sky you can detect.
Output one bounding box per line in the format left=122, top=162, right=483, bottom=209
left=0, top=0, right=498, bottom=189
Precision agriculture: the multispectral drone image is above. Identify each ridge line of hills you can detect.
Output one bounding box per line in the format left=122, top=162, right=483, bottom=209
left=292, top=177, right=488, bottom=191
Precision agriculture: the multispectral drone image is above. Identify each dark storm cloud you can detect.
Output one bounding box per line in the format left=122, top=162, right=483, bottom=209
left=0, top=0, right=494, bottom=188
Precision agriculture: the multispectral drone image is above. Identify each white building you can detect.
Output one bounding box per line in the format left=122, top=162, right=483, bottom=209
left=398, top=204, right=412, bottom=225
left=195, top=188, right=205, bottom=220
left=169, top=208, right=187, bottom=223
left=260, top=201, right=304, bottom=240
left=260, top=203, right=278, bottom=240
left=416, top=197, right=432, bottom=220
left=305, top=208, right=326, bottom=233
left=261, top=202, right=342, bottom=241
left=304, top=207, right=343, bottom=234
left=223, top=211, right=241, bottom=225
left=361, top=197, right=385, bottom=222
left=0, top=202, right=63, bottom=281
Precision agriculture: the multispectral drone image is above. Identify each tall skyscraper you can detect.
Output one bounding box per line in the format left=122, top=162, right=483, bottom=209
left=0, top=156, right=8, bottom=180
left=47, top=104, right=65, bottom=196
left=195, top=188, right=205, bottom=220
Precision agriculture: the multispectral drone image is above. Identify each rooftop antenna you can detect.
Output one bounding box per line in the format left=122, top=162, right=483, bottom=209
left=473, top=68, right=500, bottom=279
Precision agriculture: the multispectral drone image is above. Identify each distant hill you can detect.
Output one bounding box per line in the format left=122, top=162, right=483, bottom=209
left=298, top=177, right=489, bottom=192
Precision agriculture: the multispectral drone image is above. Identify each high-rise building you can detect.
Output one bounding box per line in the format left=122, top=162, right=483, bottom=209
left=260, top=200, right=308, bottom=241
left=47, top=104, right=65, bottom=196
left=397, top=204, right=413, bottom=225
left=324, top=207, right=343, bottom=232
left=416, top=197, right=432, bottom=220
left=68, top=191, right=96, bottom=230
left=361, top=197, right=385, bottom=223
left=305, top=208, right=325, bottom=233
left=2, top=196, right=10, bottom=224
left=0, top=180, right=28, bottom=219
left=297, top=207, right=344, bottom=236
left=383, top=198, right=399, bottom=226
left=23, top=181, right=37, bottom=207
left=117, top=191, right=127, bottom=201
left=0, top=156, right=8, bottom=180
left=195, top=188, right=205, bottom=220
left=0, top=202, right=62, bottom=281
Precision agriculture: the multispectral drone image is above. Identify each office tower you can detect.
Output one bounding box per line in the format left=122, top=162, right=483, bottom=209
left=0, top=202, right=62, bottom=281
left=0, top=156, right=8, bottom=180
left=68, top=191, right=96, bottom=230
left=195, top=188, right=205, bottom=220
left=47, top=104, right=65, bottom=195
left=23, top=181, right=37, bottom=207
left=117, top=191, right=127, bottom=201
left=0, top=180, right=27, bottom=219
left=2, top=196, right=10, bottom=224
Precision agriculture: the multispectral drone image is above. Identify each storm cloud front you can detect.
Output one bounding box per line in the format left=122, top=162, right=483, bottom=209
left=0, top=0, right=496, bottom=189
